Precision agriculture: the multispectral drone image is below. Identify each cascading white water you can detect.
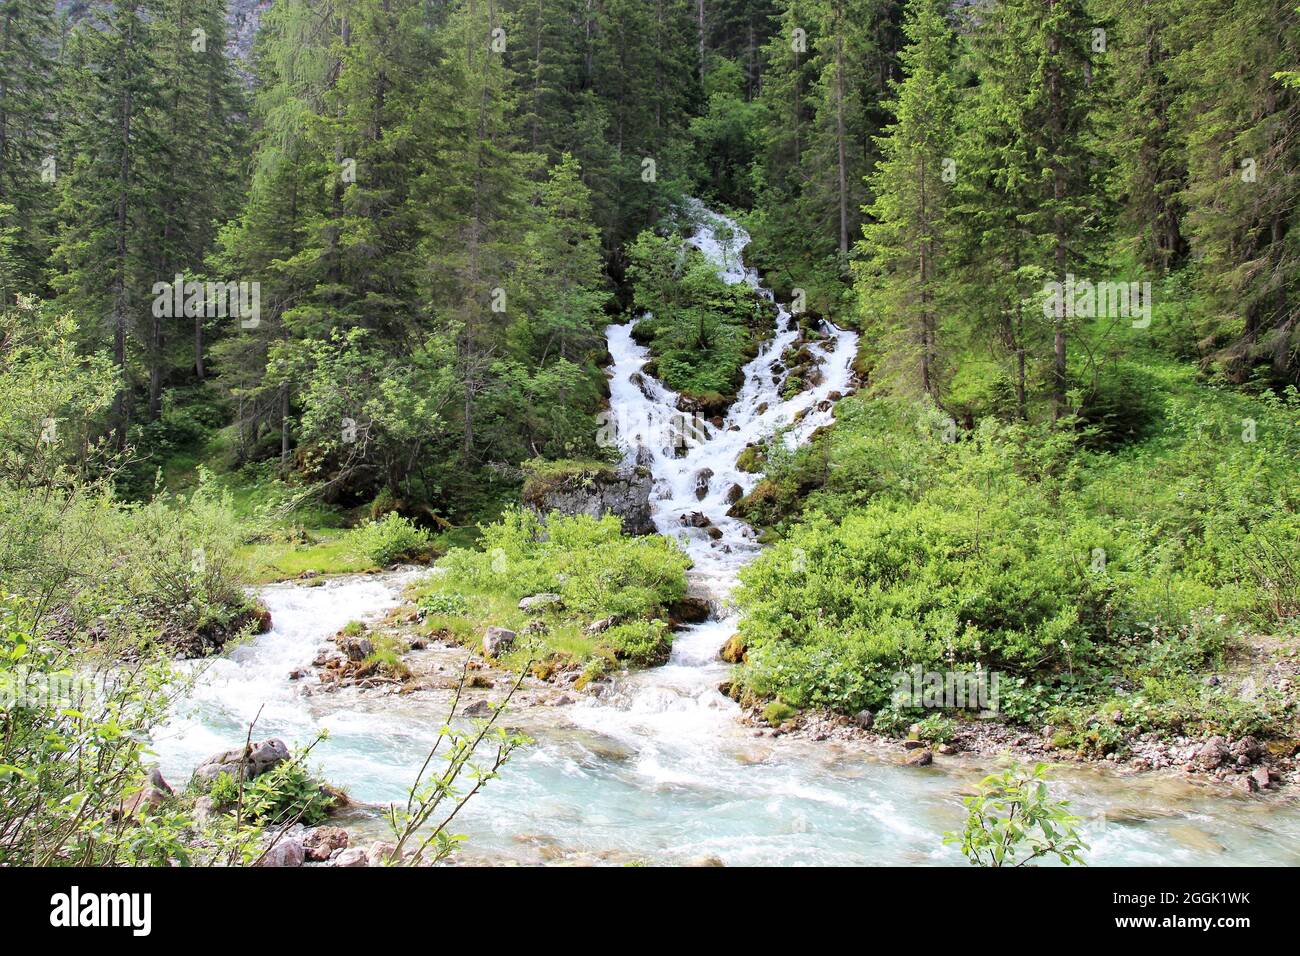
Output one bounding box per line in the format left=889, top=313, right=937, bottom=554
left=572, top=202, right=857, bottom=728
left=150, top=202, right=1300, bottom=866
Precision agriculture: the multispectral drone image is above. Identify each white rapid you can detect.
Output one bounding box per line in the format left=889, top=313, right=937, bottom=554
left=151, top=203, right=1300, bottom=866
left=570, top=202, right=856, bottom=738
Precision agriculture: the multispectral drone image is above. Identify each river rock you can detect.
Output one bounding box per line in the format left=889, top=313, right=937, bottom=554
left=303, top=826, right=349, bottom=862
left=340, top=636, right=373, bottom=662
left=519, top=593, right=563, bottom=613
left=367, top=841, right=399, bottom=866
left=258, top=836, right=305, bottom=868
left=1250, top=766, right=1272, bottom=790
left=904, top=748, right=933, bottom=767
left=483, top=626, right=516, bottom=658
left=1193, top=736, right=1229, bottom=771
left=668, top=596, right=711, bottom=626
left=681, top=511, right=711, bottom=528
left=853, top=709, right=874, bottom=730
left=719, top=633, right=747, bottom=663
left=1230, top=736, right=1266, bottom=762
left=694, top=468, right=714, bottom=500
left=724, top=483, right=744, bottom=505
left=331, top=847, right=370, bottom=867
left=192, top=738, right=290, bottom=787
left=463, top=699, right=493, bottom=717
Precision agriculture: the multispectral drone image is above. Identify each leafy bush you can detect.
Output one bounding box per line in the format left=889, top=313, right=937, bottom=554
left=733, top=389, right=1300, bottom=726
left=945, top=763, right=1089, bottom=867
left=349, top=512, right=434, bottom=565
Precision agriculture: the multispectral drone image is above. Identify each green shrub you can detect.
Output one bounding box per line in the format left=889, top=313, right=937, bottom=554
left=763, top=700, right=798, bottom=725
left=350, top=512, right=434, bottom=565
left=413, top=509, right=690, bottom=669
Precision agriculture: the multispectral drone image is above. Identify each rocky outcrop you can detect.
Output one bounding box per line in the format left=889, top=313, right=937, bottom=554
left=522, top=453, right=655, bottom=535
left=303, top=826, right=349, bottom=862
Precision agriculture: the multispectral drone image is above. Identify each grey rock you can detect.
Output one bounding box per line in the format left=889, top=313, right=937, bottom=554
left=1193, top=736, right=1229, bottom=771
left=340, top=636, right=373, bottom=662
left=463, top=699, right=493, bottom=717
left=192, top=738, right=290, bottom=787
left=694, top=468, right=714, bottom=500
left=519, top=593, right=563, bottom=613
left=853, top=709, right=874, bottom=730
left=524, top=455, right=655, bottom=535
left=366, top=841, right=399, bottom=867
left=483, top=626, right=516, bottom=658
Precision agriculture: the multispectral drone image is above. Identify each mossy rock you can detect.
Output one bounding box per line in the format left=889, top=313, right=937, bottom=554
left=763, top=700, right=798, bottom=725
left=720, top=633, right=748, bottom=663
left=520, top=458, right=618, bottom=508
left=735, top=444, right=765, bottom=473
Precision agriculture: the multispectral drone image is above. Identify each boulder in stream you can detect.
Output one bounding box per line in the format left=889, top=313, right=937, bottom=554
left=483, top=626, right=516, bottom=659
left=192, top=738, right=289, bottom=788
left=257, top=836, right=305, bottom=867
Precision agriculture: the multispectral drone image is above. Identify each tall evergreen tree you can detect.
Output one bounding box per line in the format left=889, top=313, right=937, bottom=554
left=855, top=0, right=957, bottom=401
left=0, top=0, right=58, bottom=300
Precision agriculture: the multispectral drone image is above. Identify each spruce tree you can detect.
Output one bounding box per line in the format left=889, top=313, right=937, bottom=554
left=855, top=0, right=957, bottom=401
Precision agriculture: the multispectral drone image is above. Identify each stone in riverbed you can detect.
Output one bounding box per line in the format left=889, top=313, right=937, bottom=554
left=668, top=596, right=711, bottom=626
left=367, top=841, right=399, bottom=866
left=303, top=826, right=349, bottom=862
left=257, top=836, right=305, bottom=867
left=463, top=699, right=493, bottom=717
left=724, top=483, right=744, bottom=505
left=719, top=633, right=747, bottom=663
left=694, top=468, right=714, bottom=500
left=1193, top=736, right=1229, bottom=771
left=483, top=626, right=516, bottom=658
left=1250, top=766, right=1272, bottom=791
left=340, top=636, right=373, bottom=662
left=331, top=847, right=369, bottom=867
left=853, top=709, right=874, bottom=730
left=904, top=748, right=933, bottom=767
